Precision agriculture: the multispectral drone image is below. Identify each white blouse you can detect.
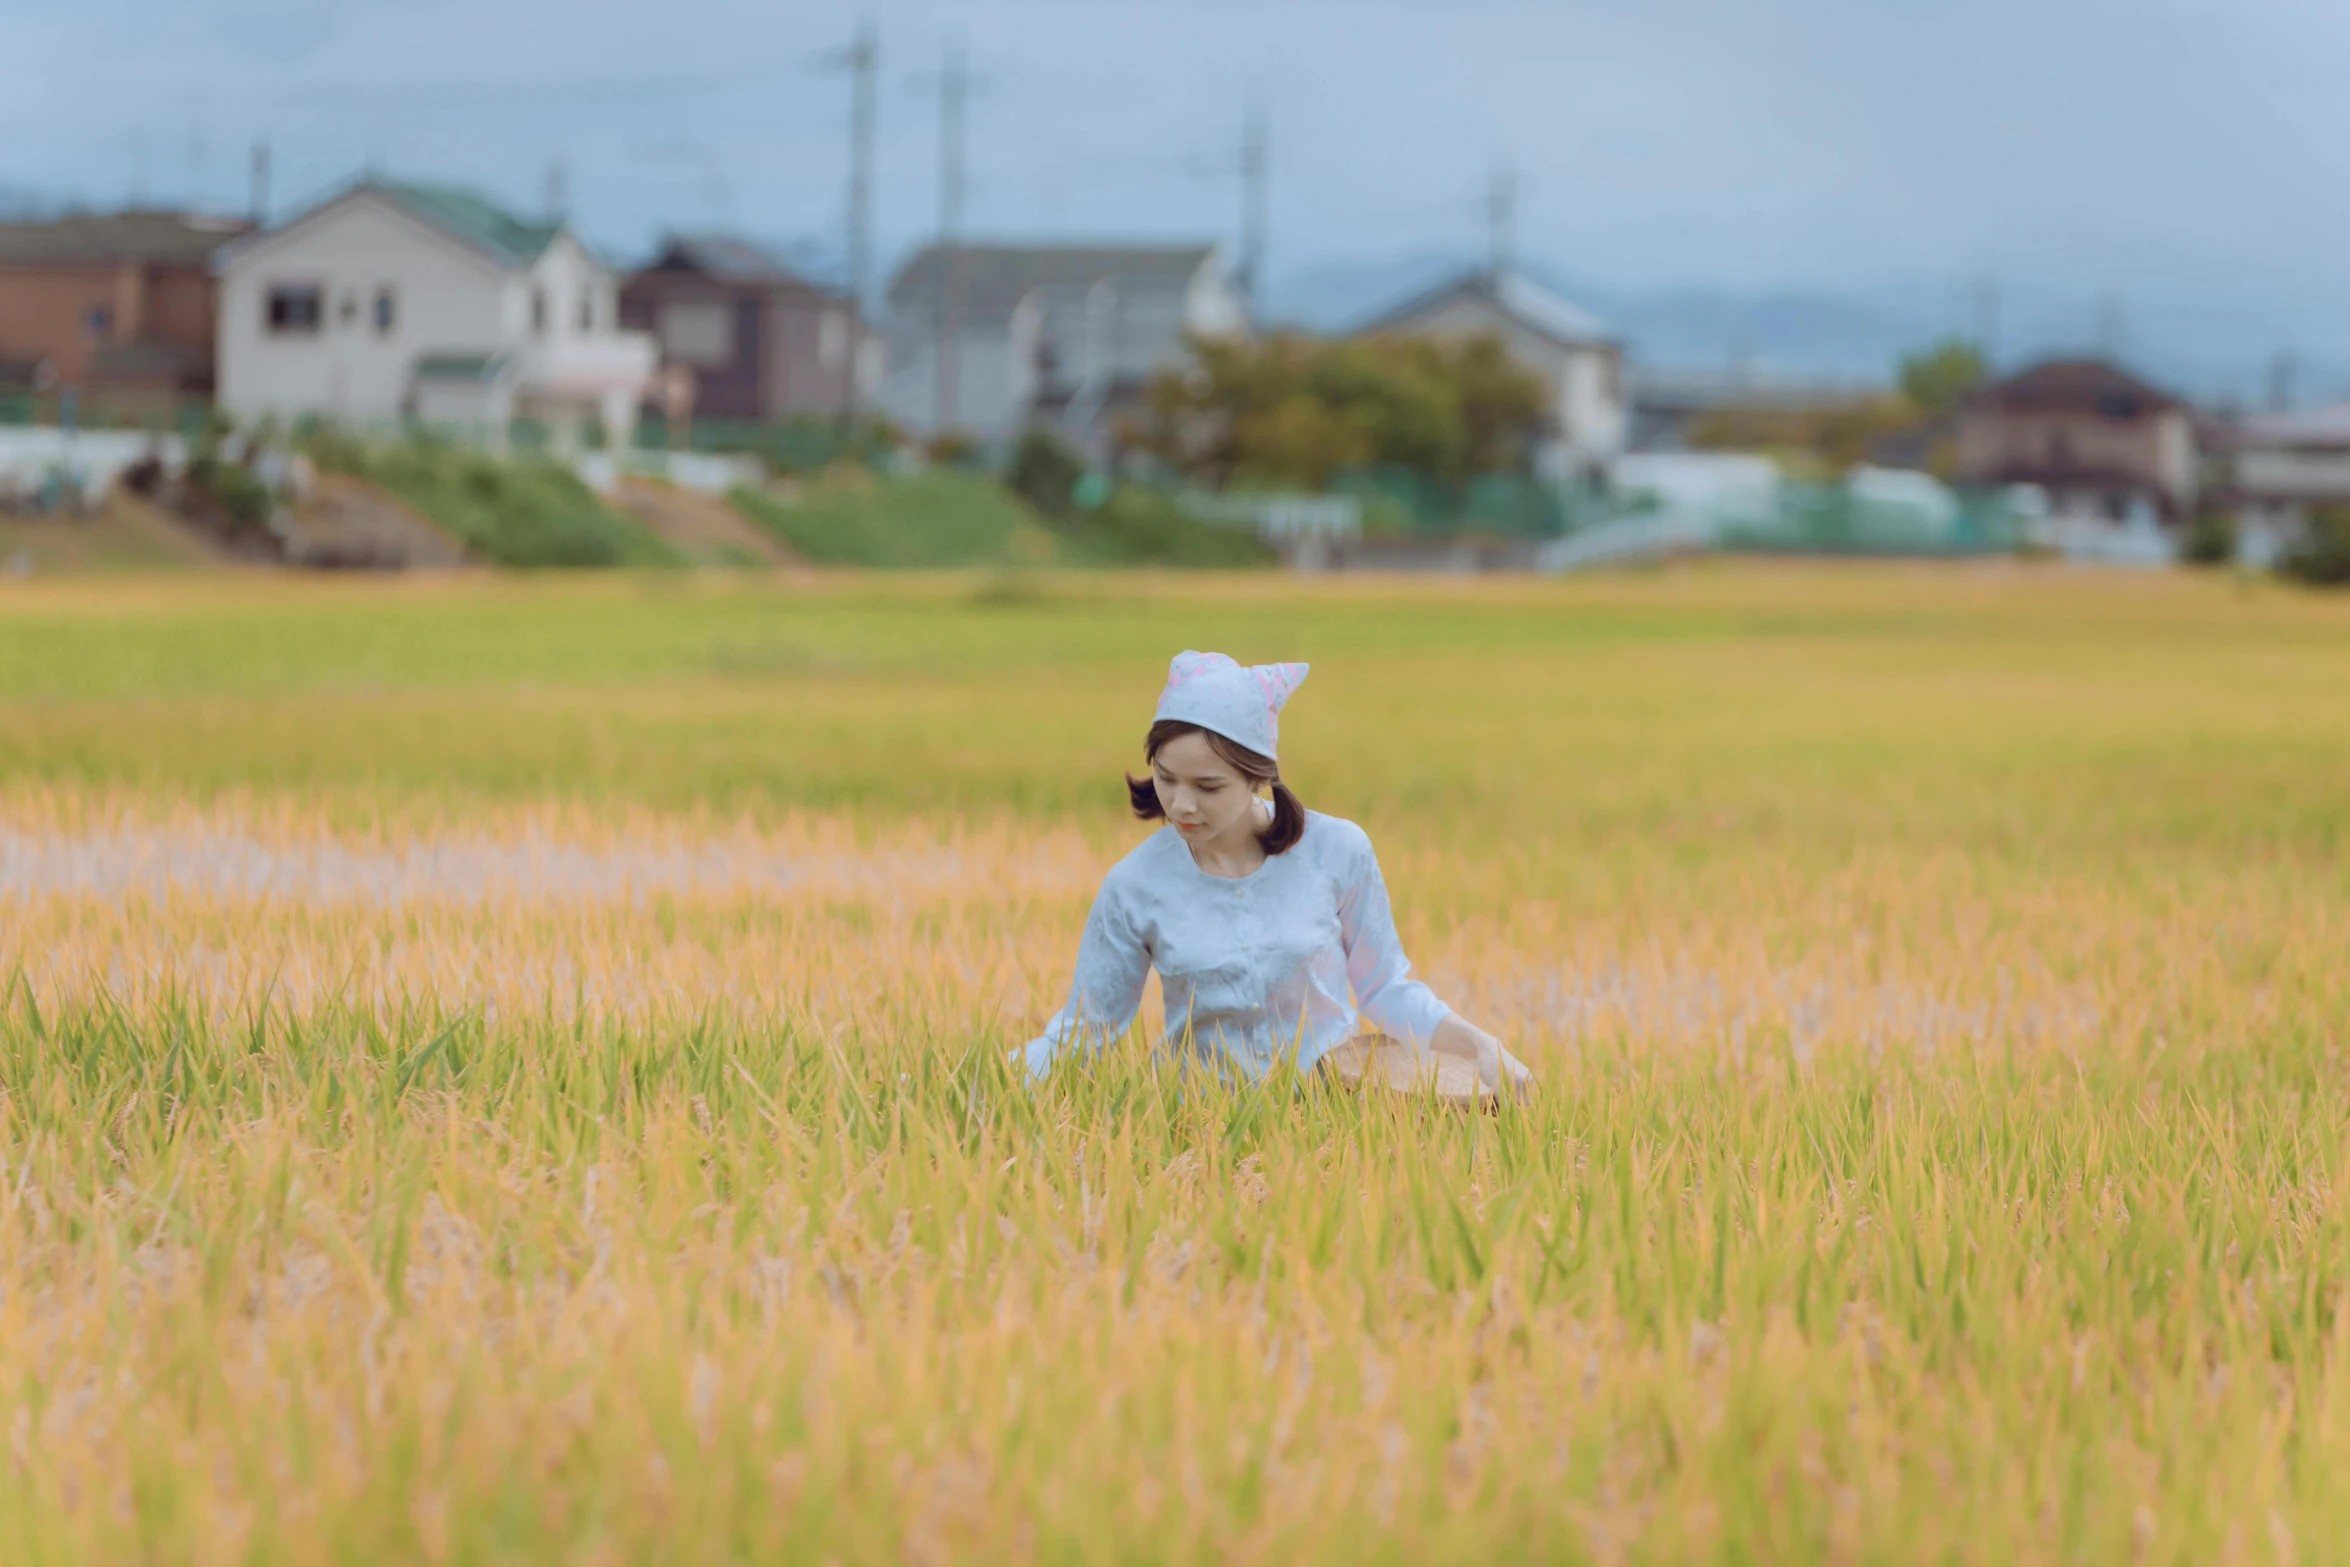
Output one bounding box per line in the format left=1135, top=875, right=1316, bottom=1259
left=1020, top=809, right=1455, bottom=1080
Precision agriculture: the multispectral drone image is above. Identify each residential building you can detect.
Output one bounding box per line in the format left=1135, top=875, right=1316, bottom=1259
left=877, top=242, right=1247, bottom=454
left=1954, top=359, right=2197, bottom=523
left=213, top=178, right=655, bottom=440
left=1355, top=269, right=1628, bottom=480
left=2213, top=403, right=2350, bottom=566
left=0, top=210, right=250, bottom=409
left=619, top=235, right=864, bottom=424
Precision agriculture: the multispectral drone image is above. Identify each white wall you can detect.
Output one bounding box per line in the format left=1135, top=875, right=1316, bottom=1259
left=1182, top=258, right=1248, bottom=337
left=218, top=195, right=509, bottom=424
left=874, top=325, right=1022, bottom=440
left=2236, top=445, right=2350, bottom=500
left=1377, top=293, right=1627, bottom=468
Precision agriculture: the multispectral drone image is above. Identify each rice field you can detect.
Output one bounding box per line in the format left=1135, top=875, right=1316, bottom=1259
left=2, top=565, right=2348, bottom=1563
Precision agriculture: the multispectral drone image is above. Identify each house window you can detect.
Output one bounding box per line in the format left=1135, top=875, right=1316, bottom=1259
left=578, top=294, right=594, bottom=332
left=266, top=284, right=323, bottom=335
left=374, top=287, right=396, bottom=335
left=84, top=304, right=113, bottom=345
left=532, top=287, right=548, bottom=335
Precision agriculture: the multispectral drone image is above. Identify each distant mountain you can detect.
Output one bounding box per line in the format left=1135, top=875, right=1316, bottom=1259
left=1268, top=252, right=2350, bottom=408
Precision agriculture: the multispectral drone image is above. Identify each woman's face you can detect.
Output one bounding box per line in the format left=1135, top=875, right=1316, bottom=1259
left=1152, top=730, right=1263, bottom=847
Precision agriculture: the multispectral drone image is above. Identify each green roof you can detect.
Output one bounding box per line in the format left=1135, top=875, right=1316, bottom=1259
left=371, top=181, right=564, bottom=268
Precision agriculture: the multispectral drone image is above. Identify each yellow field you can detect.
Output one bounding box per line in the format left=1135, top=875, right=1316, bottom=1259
left=1, top=566, right=2347, bottom=1563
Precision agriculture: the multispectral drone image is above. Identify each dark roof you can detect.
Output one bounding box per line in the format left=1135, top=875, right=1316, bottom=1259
left=1357, top=268, right=1615, bottom=347
left=644, top=234, right=822, bottom=288
left=887, top=242, right=1215, bottom=314
left=0, top=210, right=249, bottom=268
left=1970, top=358, right=2185, bottom=417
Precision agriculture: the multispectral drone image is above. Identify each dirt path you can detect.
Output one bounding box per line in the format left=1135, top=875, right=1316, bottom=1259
left=615, top=478, right=796, bottom=567
left=284, top=474, right=470, bottom=569
left=0, top=487, right=230, bottom=574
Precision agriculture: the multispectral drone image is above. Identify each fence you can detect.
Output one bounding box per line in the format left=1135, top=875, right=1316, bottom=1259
left=630, top=414, right=888, bottom=475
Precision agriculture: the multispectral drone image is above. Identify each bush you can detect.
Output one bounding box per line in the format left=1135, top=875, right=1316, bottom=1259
left=183, top=455, right=274, bottom=538
left=2279, top=504, right=2350, bottom=587
left=2179, top=509, right=2237, bottom=568
left=292, top=420, right=373, bottom=478
left=364, top=443, right=680, bottom=569
left=1007, top=428, right=1085, bottom=519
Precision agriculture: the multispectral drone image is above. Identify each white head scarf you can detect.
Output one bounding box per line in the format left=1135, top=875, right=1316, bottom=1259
left=1152, top=650, right=1310, bottom=762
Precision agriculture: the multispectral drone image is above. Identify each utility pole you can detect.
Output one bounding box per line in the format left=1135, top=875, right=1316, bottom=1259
left=1484, top=157, right=1518, bottom=285
left=249, top=137, right=271, bottom=227
left=837, top=21, right=878, bottom=430
left=1239, top=102, right=1268, bottom=327
left=934, top=39, right=969, bottom=435
left=2268, top=350, right=2298, bottom=413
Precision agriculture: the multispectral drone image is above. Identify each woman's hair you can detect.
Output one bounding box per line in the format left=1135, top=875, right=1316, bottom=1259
left=1126, top=719, right=1307, bottom=855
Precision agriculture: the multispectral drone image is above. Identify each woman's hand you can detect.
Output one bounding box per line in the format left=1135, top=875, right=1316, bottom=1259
left=1430, top=1015, right=1536, bottom=1102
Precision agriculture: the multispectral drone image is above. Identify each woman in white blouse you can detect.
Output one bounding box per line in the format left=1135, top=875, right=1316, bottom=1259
left=1020, top=651, right=1535, bottom=1101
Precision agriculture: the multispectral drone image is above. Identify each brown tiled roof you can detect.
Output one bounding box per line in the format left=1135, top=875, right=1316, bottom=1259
left=0, top=210, right=250, bottom=267
left=1970, top=358, right=2184, bottom=417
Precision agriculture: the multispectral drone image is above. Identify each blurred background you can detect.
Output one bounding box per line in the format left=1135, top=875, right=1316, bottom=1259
left=5, top=0, right=2350, bottom=580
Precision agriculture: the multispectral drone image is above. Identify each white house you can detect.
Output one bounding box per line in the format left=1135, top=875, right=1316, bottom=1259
left=1356, top=269, right=1628, bottom=481
left=213, top=178, right=656, bottom=443
left=876, top=242, right=1247, bottom=456
left=2223, top=403, right=2350, bottom=566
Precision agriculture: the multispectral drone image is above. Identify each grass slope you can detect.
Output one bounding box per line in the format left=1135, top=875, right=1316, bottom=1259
left=731, top=472, right=1278, bottom=570
left=731, top=471, right=1060, bottom=568
left=355, top=444, right=682, bottom=569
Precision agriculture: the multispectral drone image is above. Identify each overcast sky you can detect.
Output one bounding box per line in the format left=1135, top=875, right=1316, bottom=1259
left=8, top=0, right=2349, bottom=379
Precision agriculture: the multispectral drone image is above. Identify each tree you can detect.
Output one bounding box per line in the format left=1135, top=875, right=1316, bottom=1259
left=1006, top=427, right=1085, bottom=518
left=2279, top=504, right=2350, bottom=586
left=1131, top=330, right=1549, bottom=489
left=1899, top=339, right=1990, bottom=416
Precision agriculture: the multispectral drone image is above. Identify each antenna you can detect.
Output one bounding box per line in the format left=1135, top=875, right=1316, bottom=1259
left=1485, top=156, right=1518, bottom=284
left=249, top=137, right=272, bottom=226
